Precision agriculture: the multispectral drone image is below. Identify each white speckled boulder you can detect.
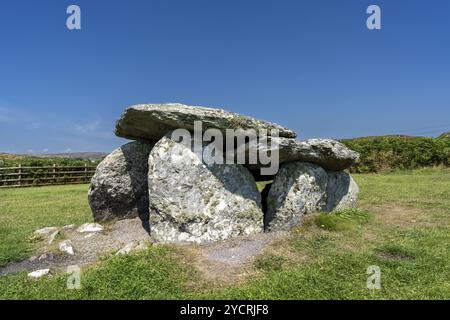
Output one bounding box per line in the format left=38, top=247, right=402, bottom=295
left=265, top=162, right=328, bottom=231
left=265, top=161, right=360, bottom=231
left=148, top=136, right=263, bottom=243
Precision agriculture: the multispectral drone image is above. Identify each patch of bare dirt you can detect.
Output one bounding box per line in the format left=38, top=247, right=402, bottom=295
left=0, top=218, right=152, bottom=276
left=376, top=251, right=414, bottom=261
left=366, top=205, right=430, bottom=228
left=181, top=231, right=288, bottom=285
left=0, top=216, right=290, bottom=283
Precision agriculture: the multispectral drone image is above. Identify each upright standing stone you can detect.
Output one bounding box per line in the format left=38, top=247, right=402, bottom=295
left=324, top=171, right=359, bottom=212
left=148, top=136, right=264, bottom=243
left=88, top=141, right=154, bottom=221
left=265, top=162, right=328, bottom=231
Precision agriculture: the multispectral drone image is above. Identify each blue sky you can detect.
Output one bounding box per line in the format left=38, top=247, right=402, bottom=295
left=1, top=0, right=449, bottom=153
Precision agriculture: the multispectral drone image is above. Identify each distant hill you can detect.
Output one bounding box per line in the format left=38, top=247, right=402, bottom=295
left=33, top=152, right=108, bottom=161
left=0, top=153, right=24, bottom=161
left=438, top=131, right=450, bottom=139
left=0, top=152, right=105, bottom=167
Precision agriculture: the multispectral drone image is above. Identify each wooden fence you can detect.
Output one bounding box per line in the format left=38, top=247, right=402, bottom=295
left=0, top=164, right=96, bottom=188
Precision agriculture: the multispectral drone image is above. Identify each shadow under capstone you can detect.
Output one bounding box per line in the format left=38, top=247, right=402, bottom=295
left=120, top=139, right=154, bottom=235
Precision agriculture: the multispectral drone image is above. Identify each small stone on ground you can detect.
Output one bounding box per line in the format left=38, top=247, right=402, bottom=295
left=77, top=223, right=104, bottom=233
left=27, top=269, right=50, bottom=279
left=59, top=240, right=75, bottom=255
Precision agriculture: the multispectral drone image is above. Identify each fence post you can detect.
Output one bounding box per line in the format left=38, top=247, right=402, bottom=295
left=18, top=164, right=22, bottom=186
left=53, top=164, right=56, bottom=184
left=84, top=163, right=88, bottom=181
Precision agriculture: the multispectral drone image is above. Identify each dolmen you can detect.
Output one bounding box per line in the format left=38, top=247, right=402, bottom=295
left=88, top=103, right=360, bottom=243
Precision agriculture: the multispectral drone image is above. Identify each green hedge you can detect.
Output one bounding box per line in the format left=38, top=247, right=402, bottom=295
left=341, top=136, right=450, bottom=173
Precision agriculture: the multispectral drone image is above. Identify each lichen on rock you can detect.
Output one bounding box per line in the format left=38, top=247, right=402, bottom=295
left=265, top=162, right=328, bottom=231
left=148, top=136, right=264, bottom=243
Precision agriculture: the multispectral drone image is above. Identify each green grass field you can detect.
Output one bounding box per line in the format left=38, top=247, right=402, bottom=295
left=0, top=168, right=449, bottom=299
left=0, top=185, right=92, bottom=267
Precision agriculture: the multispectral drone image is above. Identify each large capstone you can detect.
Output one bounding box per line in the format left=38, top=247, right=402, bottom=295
left=115, top=103, right=296, bottom=141
left=244, top=138, right=360, bottom=178
left=88, top=141, right=154, bottom=222
left=148, top=136, right=264, bottom=243
left=265, top=162, right=328, bottom=231
left=324, top=171, right=359, bottom=212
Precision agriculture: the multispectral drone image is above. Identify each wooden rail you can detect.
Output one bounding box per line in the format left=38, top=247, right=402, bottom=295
left=0, top=164, right=96, bottom=188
